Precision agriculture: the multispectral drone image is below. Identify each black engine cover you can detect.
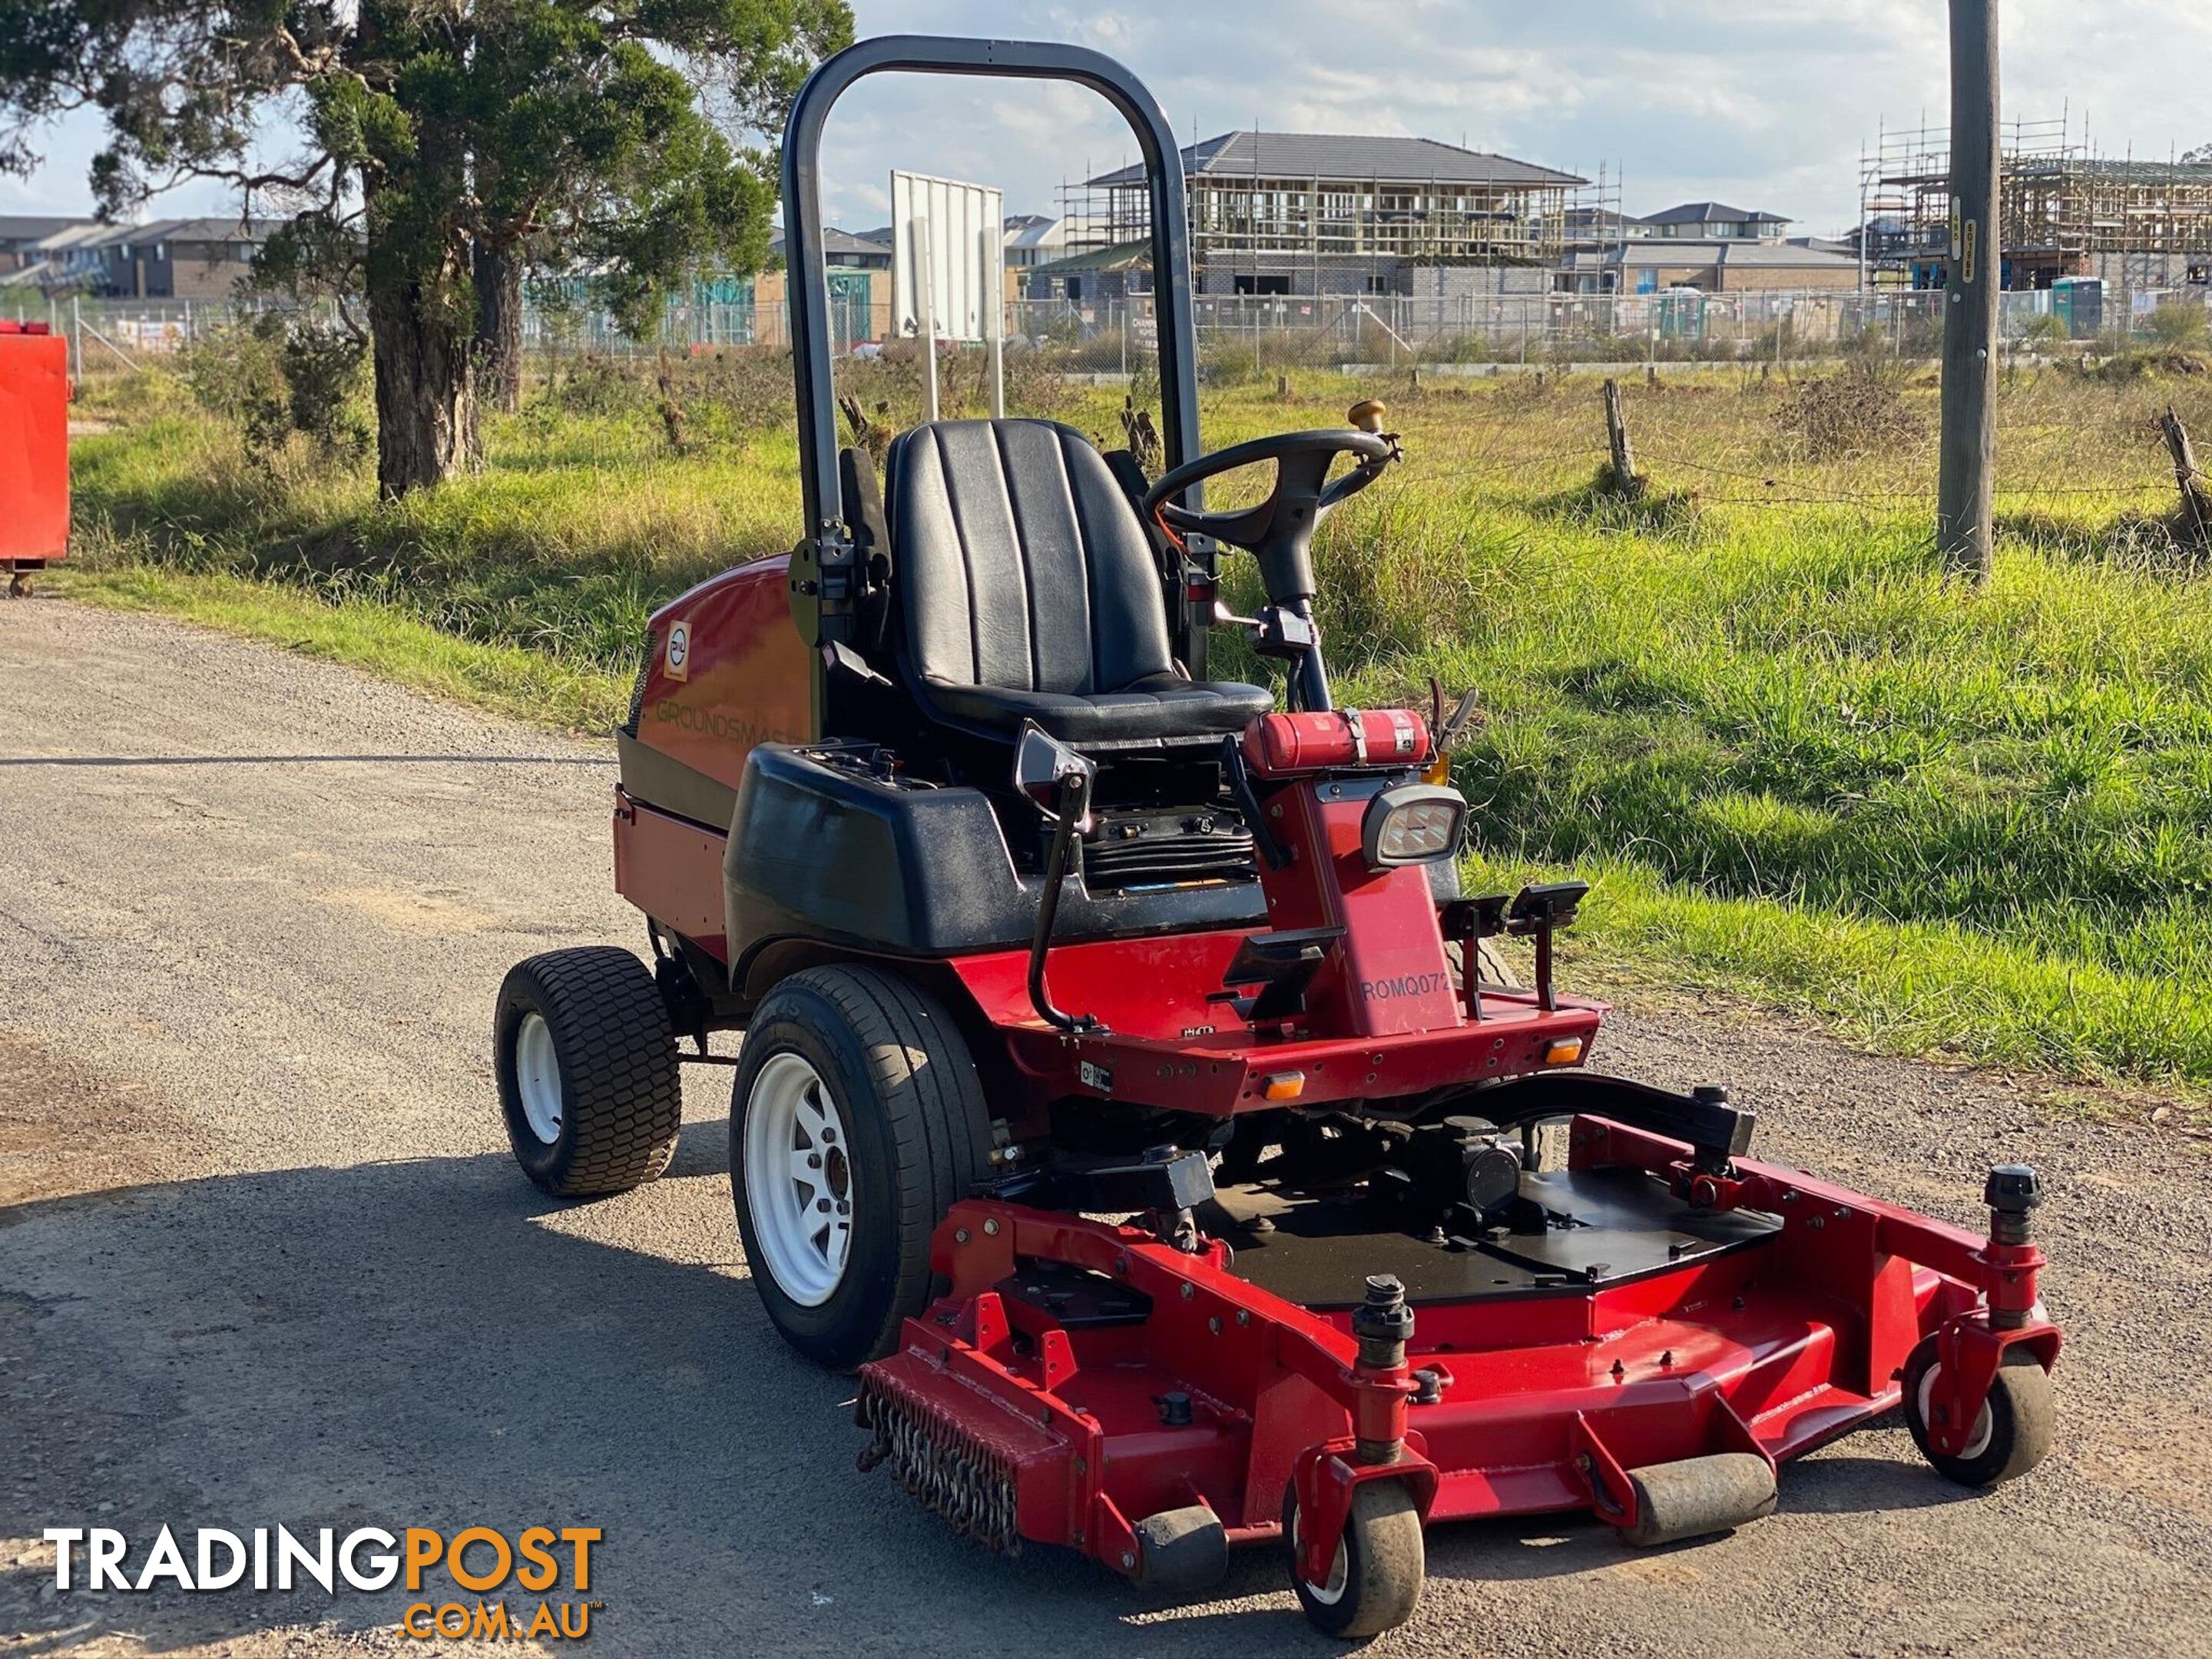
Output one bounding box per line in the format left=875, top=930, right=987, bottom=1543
left=724, top=743, right=1265, bottom=970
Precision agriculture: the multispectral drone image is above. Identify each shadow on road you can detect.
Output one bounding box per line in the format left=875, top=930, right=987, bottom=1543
left=0, top=754, right=614, bottom=769
left=0, top=1142, right=1972, bottom=1657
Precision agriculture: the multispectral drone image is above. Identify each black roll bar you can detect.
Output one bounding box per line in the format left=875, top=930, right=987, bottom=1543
left=780, top=35, right=1207, bottom=671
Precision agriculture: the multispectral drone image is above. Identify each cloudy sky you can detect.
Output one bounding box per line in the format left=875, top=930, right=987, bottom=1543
left=5, top=1, right=2207, bottom=238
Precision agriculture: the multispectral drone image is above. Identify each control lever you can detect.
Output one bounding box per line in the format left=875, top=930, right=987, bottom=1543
left=1014, top=723, right=1101, bottom=1033
left=1428, top=675, right=1482, bottom=753
left=1220, top=734, right=1290, bottom=870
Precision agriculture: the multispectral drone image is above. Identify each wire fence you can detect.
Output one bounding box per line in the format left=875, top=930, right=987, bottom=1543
left=44, top=281, right=2210, bottom=542
left=49, top=283, right=2212, bottom=382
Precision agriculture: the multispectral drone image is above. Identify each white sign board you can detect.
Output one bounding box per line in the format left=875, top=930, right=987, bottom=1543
left=891, top=169, right=1005, bottom=419
left=892, top=170, right=1003, bottom=342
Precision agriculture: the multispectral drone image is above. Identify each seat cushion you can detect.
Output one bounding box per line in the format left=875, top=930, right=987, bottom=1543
left=922, top=672, right=1275, bottom=746
left=886, top=418, right=1270, bottom=744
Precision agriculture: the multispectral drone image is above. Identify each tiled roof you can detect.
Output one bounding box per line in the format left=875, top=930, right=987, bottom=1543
left=1091, top=132, right=1584, bottom=190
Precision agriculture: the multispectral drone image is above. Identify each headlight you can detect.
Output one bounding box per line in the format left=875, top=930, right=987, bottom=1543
left=1360, top=783, right=1467, bottom=869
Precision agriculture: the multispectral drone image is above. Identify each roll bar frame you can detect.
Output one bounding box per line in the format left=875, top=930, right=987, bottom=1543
left=780, top=35, right=1209, bottom=682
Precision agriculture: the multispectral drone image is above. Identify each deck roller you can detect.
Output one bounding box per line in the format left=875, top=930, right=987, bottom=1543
left=1619, top=1453, right=1780, bottom=1548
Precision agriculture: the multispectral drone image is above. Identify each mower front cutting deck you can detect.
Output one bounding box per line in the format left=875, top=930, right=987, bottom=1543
left=858, top=1111, right=2058, bottom=1631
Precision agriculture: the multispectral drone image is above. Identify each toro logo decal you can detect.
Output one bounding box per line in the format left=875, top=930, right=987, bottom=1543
left=664, top=618, right=693, bottom=683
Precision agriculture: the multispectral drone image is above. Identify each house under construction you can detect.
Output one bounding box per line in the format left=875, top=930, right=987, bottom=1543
left=1861, top=115, right=2212, bottom=292
left=1068, top=131, right=1586, bottom=300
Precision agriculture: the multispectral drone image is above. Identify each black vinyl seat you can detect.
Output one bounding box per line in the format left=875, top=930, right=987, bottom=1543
left=884, top=419, right=1271, bottom=747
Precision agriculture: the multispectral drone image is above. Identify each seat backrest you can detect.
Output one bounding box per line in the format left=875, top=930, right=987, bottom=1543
left=886, top=419, right=1172, bottom=696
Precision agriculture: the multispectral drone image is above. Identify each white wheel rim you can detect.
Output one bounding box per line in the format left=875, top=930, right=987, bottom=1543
left=743, top=1052, right=854, bottom=1307
left=515, top=1012, right=565, bottom=1144
left=1918, top=1360, right=1995, bottom=1461
left=1290, top=1501, right=1349, bottom=1606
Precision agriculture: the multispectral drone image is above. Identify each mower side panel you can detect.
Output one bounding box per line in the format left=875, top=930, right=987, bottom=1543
left=622, top=557, right=813, bottom=829
left=614, top=789, right=728, bottom=958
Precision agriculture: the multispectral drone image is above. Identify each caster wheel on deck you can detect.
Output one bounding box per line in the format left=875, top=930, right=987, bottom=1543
left=1902, top=1338, right=2055, bottom=1487
left=1283, top=1479, right=1426, bottom=1639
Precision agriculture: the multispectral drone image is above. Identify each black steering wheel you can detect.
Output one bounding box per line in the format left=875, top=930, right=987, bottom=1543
left=1140, top=429, right=1398, bottom=605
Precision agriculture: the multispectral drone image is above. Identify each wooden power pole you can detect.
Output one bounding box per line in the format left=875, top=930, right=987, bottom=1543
left=1937, top=0, right=2001, bottom=581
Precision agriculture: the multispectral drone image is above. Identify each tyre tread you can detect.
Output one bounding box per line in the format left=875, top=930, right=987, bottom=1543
left=499, top=946, right=682, bottom=1197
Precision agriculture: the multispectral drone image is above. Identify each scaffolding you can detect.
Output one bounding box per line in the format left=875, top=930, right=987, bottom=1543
left=1860, top=112, right=2212, bottom=291
left=1557, top=160, right=1630, bottom=294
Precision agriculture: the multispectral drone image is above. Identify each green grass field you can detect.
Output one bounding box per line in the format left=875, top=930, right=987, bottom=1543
left=56, top=341, right=2212, bottom=1094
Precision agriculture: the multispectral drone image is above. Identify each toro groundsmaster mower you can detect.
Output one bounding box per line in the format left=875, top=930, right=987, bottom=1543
left=492, top=35, right=2060, bottom=1638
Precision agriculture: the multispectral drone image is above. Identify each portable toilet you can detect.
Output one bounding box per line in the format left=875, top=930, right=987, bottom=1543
left=2052, top=277, right=2104, bottom=340
left=1657, top=286, right=1707, bottom=343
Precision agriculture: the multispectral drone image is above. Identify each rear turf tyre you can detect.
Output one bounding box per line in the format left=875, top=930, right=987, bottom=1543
left=730, top=965, right=992, bottom=1371
left=495, top=947, right=683, bottom=1197
left=1443, top=937, right=1518, bottom=990
left=1902, top=1339, right=2055, bottom=1487
left=1283, top=1480, right=1426, bottom=1639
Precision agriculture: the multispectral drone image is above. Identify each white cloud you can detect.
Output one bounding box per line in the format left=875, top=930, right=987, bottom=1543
left=7, top=0, right=2206, bottom=249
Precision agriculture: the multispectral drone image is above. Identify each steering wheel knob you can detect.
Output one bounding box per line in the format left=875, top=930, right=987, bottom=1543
left=1349, top=399, right=1386, bottom=434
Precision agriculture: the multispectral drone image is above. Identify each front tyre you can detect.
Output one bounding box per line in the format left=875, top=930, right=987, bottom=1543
left=730, top=965, right=992, bottom=1370
left=495, top=947, right=683, bottom=1197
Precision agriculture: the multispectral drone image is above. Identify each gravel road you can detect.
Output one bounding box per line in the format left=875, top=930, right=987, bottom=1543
left=2, top=601, right=2207, bottom=1658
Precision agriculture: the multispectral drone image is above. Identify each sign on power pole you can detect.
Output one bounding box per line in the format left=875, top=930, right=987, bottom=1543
left=1937, top=0, right=2000, bottom=582
left=891, top=170, right=1005, bottom=422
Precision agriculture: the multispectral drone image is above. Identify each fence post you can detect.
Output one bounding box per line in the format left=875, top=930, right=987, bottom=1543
left=1602, top=378, right=1644, bottom=497
left=2161, top=405, right=2212, bottom=546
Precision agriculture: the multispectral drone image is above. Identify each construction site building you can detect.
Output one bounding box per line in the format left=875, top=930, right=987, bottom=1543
left=1069, top=131, right=1585, bottom=300
left=1861, top=116, right=2212, bottom=293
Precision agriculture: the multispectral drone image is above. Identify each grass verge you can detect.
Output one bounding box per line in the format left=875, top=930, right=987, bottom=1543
left=1469, top=854, right=2208, bottom=1095
left=51, top=563, right=630, bottom=733
left=56, top=352, right=2212, bottom=1099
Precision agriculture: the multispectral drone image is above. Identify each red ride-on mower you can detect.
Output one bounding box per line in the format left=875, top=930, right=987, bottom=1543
left=492, top=35, right=2061, bottom=1637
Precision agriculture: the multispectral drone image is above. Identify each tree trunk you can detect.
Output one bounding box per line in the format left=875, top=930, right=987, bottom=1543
left=473, top=238, right=523, bottom=416
left=370, top=276, right=476, bottom=498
